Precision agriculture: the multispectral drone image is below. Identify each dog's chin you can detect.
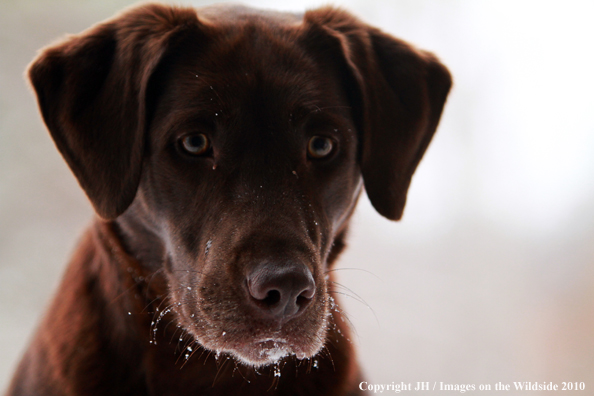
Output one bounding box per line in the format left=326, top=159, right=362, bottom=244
left=178, top=286, right=331, bottom=367
left=229, top=340, right=297, bottom=367
left=228, top=338, right=324, bottom=367
left=195, top=335, right=326, bottom=368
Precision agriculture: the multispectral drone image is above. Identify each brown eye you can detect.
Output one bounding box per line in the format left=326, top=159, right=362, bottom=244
left=181, top=134, right=210, bottom=155
left=307, top=136, right=334, bottom=159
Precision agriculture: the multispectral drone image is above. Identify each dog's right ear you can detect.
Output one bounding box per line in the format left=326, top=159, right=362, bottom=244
left=28, top=4, right=201, bottom=219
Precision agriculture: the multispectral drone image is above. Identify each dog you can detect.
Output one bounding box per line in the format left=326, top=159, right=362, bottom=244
left=7, top=3, right=450, bottom=395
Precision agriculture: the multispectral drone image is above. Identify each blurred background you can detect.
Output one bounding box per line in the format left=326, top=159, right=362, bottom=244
left=2, top=0, right=594, bottom=393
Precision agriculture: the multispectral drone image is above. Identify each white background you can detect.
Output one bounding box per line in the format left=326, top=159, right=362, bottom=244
left=1, top=0, right=594, bottom=392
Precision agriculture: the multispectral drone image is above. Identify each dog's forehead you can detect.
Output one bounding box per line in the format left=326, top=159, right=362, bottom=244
left=147, top=6, right=355, bottom=161
left=154, top=19, right=349, bottom=138
left=155, top=4, right=345, bottom=111
left=155, top=74, right=348, bottom=151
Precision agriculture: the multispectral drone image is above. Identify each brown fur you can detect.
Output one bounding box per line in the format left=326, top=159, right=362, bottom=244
left=8, top=3, right=450, bottom=395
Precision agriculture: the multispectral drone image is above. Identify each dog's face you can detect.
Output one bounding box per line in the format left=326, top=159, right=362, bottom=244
left=28, top=4, right=451, bottom=367
left=136, top=26, right=362, bottom=365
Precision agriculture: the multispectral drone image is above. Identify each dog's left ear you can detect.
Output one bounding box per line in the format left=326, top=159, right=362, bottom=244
left=27, top=4, right=201, bottom=219
left=303, top=8, right=452, bottom=220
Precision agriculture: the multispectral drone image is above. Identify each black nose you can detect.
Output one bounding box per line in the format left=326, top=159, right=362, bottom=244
left=247, top=261, right=315, bottom=322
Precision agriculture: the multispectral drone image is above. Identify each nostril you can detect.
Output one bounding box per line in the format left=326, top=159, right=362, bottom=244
left=263, top=289, right=281, bottom=306
left=296, top=293, right=312, bottom=309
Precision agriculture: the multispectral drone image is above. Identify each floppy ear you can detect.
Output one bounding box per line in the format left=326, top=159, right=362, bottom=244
left=28, top=4, right=200, bottom=219
left=304, top=8, right=452, bottom=220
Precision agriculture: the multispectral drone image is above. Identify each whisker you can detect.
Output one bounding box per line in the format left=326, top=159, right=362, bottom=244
left=144, top=267, right=166, bottom=292
left=142, top=294, right=164, bottom=313
left=322, top=345, right=335, bottom=372
left=328, top=289, right=379, bottom=326
left=329, top=281, right=376, bottom=315
left=327, top=290, right=367, bottom=309
left=232, top=360, right=250, bottom=383
left=203, top=350, right=213, bottom=365
left=174, top=333, right=189, bottom=365
left=326, top=297, right=359, bottom=338
left=179, top=340, right=202, bottom=369
left=212, top=356, right=230, bottom=387
left=109, top=281, right=141, bottom=305
left=325, top=267, right=381, bottom=281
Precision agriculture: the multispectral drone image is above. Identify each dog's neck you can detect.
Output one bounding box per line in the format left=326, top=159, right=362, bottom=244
left=7, top=218, right=360, bottom=395
left=39, top=219, right=360, bottom=395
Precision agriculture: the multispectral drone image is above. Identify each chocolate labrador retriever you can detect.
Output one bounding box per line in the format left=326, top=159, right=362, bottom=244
left=7, top=3, right=450, bottom=395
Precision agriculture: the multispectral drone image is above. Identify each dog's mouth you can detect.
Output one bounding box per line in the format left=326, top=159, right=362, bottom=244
left=174, top=287, right=330, bottom=367
left=168, top=243, right=330, bottom=367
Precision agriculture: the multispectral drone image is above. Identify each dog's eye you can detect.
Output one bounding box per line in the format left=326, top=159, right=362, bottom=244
left=307, top=136, right=334, bottom=159
left=180, top=134, right=210, bottom=155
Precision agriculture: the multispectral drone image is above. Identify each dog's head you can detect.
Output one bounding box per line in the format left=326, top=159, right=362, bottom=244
left=28, top=4, right=450, bottom=367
